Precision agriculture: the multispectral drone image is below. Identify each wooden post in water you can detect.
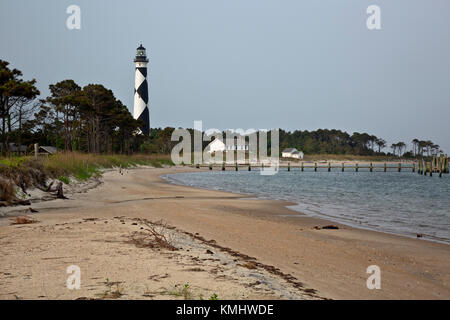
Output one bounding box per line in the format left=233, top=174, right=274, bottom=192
left=209, top=163, right=212, bottom=170
left=370, top=162, right=373, bottom=172
left=301, top=162, right=304, bottom=172
left=314, top=162, right=317, bottom=172
left=439, top=154, right=446, bottom=174
left=222, top=162, right=225, bottom=171
left=445, top=156, right=449, bottom=174
left=288, top=162, right=290, bottom=172
left=398, top=163, right=401, bottom=172
left=235, top=162, right=238, bottom=171
left=248, top=163, right=251, bottom=171
left=412, top=163, right=415, bottom=173
left=439, top=158, right=443, bottom=178
left=355, top=163, right=359, bottom=172
left=384, top=162, right=387, bottom=172
left=328, top=162, right=331, bottom=172
left=342, top=162, right=344, bottom=172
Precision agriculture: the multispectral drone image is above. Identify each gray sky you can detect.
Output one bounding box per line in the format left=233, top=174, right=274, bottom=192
left=1, top=0, right=449, bottom=152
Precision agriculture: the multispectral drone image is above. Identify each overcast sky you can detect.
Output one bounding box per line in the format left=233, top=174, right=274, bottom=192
left=1, top=0, right=449, bottom=152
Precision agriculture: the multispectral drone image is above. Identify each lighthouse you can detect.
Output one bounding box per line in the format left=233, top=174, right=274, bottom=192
left=133, top=44, right=150, bottom=135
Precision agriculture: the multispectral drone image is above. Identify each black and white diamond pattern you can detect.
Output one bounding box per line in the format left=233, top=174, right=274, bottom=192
left=134, top=66, right=150, bottom=135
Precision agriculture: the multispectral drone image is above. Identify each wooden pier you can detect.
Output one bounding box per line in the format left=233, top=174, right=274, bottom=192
left=193, top=155, right=449, bottom=177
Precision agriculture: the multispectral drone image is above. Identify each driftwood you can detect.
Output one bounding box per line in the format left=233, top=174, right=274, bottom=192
left=47, top=181, right=68, bottom=199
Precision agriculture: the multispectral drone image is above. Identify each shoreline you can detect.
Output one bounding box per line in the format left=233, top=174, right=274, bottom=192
left=1, top=166, right=449, bottom=299
left=162, top=170, right=450, bottom=245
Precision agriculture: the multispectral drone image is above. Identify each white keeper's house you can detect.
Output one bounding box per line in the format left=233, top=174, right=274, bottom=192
left=281, top=148, right=304, bottom=159
left=206, top=139, right=226, bottom=154
left=206, top=137, right=249, bottom=154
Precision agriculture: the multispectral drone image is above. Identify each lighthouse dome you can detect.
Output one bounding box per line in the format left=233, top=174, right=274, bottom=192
left=134, top=44, right=149, bottom=63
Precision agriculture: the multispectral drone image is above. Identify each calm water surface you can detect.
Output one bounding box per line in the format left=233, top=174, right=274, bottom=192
left=163, top=170, right=450, bottom=244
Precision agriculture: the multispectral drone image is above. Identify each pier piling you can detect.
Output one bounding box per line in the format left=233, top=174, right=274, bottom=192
left=211, top=161, right=433, bottom=176
left=444, top=156, right=449, bottom=174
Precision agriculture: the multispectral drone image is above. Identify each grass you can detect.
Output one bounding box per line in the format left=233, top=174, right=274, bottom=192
left=58, top=176, right=70, bottom=184
left=199, top=293, right=219, bottom=300
left=209, top=293, right=219, bottom=300
left=42, top=152, right=173, bottom=181
left=96, top=280, right=124, bottom=299
left=0, top=152, right=174, bottom=204
left=0, top=157, right=27, bottom=167
left=167, top=283, right=193, bottom=300
left=302, top=154, right=413, bottom=162
left=166, top=284, right=219, bottom=300
left=205, top=152, right=417, bottom=163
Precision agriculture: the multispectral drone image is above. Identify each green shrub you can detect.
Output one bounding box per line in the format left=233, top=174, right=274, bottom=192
left=58, top=176, right=70, bottom=184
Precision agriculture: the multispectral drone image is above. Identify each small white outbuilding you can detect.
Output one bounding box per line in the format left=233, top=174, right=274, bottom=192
left=206, top=139, right=226, bottom=154
left=281, top=148, right=304, bottom=159
left=206, top=137, right=249, bottom=154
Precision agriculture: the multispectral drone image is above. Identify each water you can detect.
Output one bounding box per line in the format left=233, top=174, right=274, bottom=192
left=163, top=170, right=450, bottom=244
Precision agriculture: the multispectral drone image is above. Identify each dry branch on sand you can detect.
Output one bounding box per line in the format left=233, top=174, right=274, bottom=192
left=10, top=216, right=39, bottom=225
left=126, top=219, right=177, bottom=251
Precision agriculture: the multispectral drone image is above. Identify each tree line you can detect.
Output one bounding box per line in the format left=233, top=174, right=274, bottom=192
left=0, top=60, right=444, bottom=158
left=1, top=60, right=144, bottom=156
left=279, top=129, right=443, bottom=157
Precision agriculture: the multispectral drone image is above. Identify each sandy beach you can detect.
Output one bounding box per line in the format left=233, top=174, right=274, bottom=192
left=1, top=166, right=449, bottom=300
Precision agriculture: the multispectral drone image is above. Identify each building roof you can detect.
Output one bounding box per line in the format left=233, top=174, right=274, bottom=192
left=0, top=143, right=27, bottom=152
left=225, top=138, right=248, bottom=146
left=282, top=148, right=298, bottom=153
left=208, top=139, right=225, bottom=146
left=39, top=146, right=57, bottom=154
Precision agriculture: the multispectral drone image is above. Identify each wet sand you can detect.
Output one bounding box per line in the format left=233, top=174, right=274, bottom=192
left=1, top=167, right=449, bottom=299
